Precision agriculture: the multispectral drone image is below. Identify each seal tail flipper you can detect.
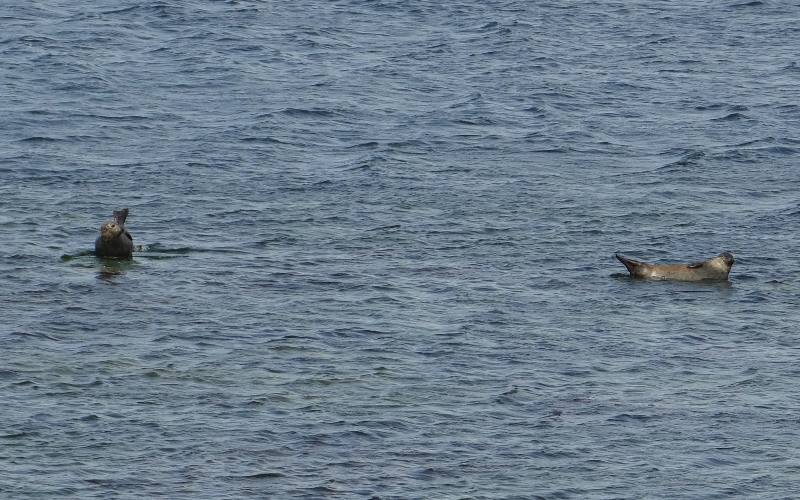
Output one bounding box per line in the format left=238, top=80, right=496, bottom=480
left=615, top=253, right=643, bottom=276
left=113, top=208, right=129, bottom=225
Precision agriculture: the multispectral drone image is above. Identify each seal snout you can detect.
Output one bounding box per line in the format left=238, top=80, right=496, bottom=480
left=101, top=223, right=119, bottom=235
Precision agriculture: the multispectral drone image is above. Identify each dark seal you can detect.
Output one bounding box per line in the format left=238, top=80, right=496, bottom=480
left=95, top=208, right=133, bottom=259
left=615, top=252, right=735, bottom=281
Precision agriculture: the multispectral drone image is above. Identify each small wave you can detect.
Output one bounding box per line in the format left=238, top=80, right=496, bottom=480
left=55, top=380, right=103, bottom=388
left=134, top=244, right=244, bottom=256
left=75, top=113, right=150, bottom=122
left=608, top=413, right=658, bottom=422
left=342, top=163, right=375, bottom=172
left=778, top=62, right=800, bottom=74
left=387, top=139, right=429, bottom=148
left=740, top=291, right=768, bottom=303
left=712, top=112, right=750, bottom=121
left=728, top=0, right=764, bottom=8
left=233, top=472, right=286, bottom=480
left=640, top=35, right=679, bottom=46
left=101, top=5, right=139, bottom=15
left=17, top=136, right=64, bottom=143
left=240, top=136, right=289, bottom=144
left=432, top=166, right=472, bottom=173
left=346, top=141, right=380, bottom=149
left=11, top=331, right=61, bottom=341
left=366, top=224, right=401, bottom=232
left=446, top=92, right=483, bottom=109
left=728, top=136, right=774, bottom=147
left=523, top=105, right=547, bottom=114
left=453, top=117, right=496, bottom=126
left=616, top=150, right=706, bottom=177
left=529, top=147, right=570, bottom=154
left=695, top=103, right=727, bottom=111
left=0, top=431, right=35, bottom=439
left=281, top=107, right=339, bottom=117
left=747, top=145, right=798, bottom=155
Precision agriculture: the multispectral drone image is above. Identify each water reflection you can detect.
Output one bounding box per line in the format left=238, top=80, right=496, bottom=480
left=97, top=258, right=134, bottom=282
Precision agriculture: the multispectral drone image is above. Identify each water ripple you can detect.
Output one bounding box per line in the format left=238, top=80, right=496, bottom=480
left=1, top=0, right=799, bottom=498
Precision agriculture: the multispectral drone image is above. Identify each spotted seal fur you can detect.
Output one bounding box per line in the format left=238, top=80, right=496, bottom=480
left=95, top=208, right=133, bottom=259
left=615, top=252, right=734, bottom=281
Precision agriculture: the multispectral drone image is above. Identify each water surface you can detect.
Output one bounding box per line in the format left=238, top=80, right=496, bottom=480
left=2, top=1, right=799, bottom=498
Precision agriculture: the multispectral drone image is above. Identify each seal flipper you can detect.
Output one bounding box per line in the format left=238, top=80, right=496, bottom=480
left=114, top=208, right=129, bottom=225
left=615, top=253, right=644, bottom=276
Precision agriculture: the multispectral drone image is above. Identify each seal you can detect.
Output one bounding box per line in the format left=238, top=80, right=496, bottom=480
left=615, top=252, right=734, bottom=281
left=95, top=208, right=133, bottom=259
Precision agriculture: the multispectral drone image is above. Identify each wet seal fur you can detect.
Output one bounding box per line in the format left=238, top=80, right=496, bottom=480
left=95, top=208, right=133, bottom=259
left=615, top=252, right=734, bottom=282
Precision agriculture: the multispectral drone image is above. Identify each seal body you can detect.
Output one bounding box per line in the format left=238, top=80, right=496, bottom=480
left=615, top=252, right=734, bottom=281
left=95, top=209, right=133, bottom=259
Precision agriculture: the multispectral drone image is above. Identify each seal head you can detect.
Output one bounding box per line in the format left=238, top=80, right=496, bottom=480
left=615, top=252, right=734, bottom=281
left=95, top=209, right=133, bottom=259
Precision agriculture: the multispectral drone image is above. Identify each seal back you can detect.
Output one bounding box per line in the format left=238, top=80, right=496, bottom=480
left=615, top=252, right=734, bottom=281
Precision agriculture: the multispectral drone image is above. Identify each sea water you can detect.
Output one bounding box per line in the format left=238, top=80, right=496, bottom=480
left=1, top=1, right=799, bottom=498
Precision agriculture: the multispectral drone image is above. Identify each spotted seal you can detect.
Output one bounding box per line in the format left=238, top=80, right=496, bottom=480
left=95, top=208, right=133, bottom=259
left=615, top=252, right=734, bottom=281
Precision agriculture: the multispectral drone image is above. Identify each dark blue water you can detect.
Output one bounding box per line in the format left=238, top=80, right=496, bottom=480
left=2, top=1, right=800, bottom=498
